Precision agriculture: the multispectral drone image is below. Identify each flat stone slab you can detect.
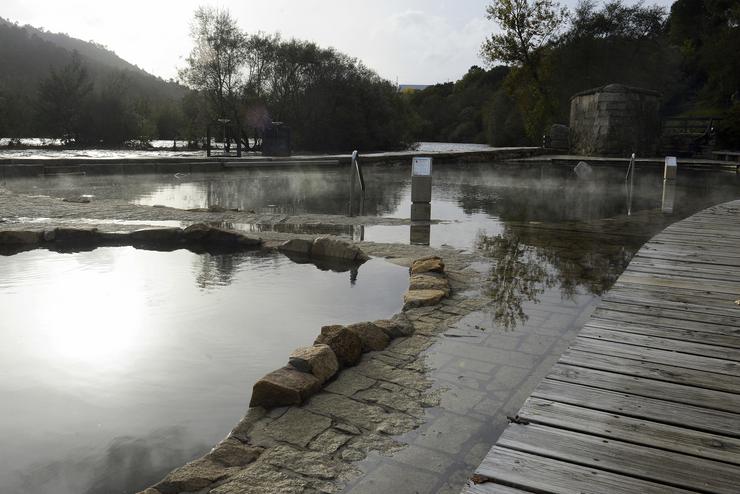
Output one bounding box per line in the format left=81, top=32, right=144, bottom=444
left=403, top=289, right=447, bottom=310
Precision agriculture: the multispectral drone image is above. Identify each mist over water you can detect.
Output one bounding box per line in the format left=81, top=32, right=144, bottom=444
left=6, top=162, right=738, bottom=248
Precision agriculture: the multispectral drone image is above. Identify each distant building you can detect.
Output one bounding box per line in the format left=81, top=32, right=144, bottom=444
left=398, top=84, right=430, bottom=94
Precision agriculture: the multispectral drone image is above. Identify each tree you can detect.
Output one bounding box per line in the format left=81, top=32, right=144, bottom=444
left=35, top=51, right=93, bottom=144
left=179, top=7, right=248, bottom=123
left=568, top=0, right=666, bottom=42
left=481, top=0, right=568, bottom=141
left=481, top=0, right=568, bottom=90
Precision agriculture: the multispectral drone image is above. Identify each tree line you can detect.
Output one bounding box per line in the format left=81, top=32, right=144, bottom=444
left=2, top=1, right=738, bottom=150
left=407, top=0, right=740, bottom=148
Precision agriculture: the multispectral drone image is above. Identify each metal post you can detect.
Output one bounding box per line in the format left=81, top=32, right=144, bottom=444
left=626, top=153, right=635, bottom=216
left=206, top=126, right=211, bottom=157
left=348, top=150, right=357, bottom=216
left=236, top=125, right=242, bottom=157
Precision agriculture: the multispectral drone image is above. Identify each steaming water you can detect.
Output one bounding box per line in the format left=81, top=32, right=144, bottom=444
left=5, top=163, right=739, bottom=249
left=0, top=249, right=408, bottom=494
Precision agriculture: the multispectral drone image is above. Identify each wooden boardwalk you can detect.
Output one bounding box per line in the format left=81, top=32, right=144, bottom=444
left=465, top=200, right=740, bottom=494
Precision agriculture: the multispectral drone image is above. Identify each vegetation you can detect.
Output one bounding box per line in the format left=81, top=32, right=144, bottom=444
left=178, top=7, right=411, bottom=152
left=407, top=0, right=740, bottom=148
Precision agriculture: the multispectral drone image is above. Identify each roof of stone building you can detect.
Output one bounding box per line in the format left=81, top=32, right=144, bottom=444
left=570, top=83, right=661, bottom=100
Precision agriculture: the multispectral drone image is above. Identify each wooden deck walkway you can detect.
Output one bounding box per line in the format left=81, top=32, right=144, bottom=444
left=464, top=200, right=740, bottom=494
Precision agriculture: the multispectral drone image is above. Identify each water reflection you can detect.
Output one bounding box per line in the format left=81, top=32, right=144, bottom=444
left=194, top=251, right=252, bottom=289
left=477, top=233, right=554, bottom=330
left=9, top=427, right=206, bottom=494
left=476, top=210, right=672, bottom=330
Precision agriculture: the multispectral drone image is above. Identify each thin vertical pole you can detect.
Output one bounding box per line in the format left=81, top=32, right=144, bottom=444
left=206, top=126, right=211, bottom=157
left=348, top=151, right=357, bottom=216
left=626, top=153, right=635, bottom=216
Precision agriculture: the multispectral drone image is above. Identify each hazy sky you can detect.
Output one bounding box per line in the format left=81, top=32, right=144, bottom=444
left=3, top=0, right=676, bottom=85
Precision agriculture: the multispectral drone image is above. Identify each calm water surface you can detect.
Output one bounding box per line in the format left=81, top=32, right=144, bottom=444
left=0, top=248, right=407, bottom=494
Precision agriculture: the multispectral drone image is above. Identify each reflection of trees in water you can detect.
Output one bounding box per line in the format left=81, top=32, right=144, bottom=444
left=476, top=233, right=556, bottom=330
left=193, top=252, right=253, bottom=289
left=10, top=426, right=206, bottom=494
left=201, top=169, right=408, bottom=216
left=476, top=214, right=660, bottom=330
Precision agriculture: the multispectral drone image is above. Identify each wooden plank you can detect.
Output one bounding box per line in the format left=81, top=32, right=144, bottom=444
left=634, top=250, right=740, bottom=268
left=585, top=318, right=740, bottom=348
left=602, top=293, right=740, bottom=318
left=627, top=264, right=740, bottom=283
left=462, top=482, right=534, bottom=494
left=532, top=379, right=740, bottom=437
left=560, top=349, right=740, bottom=394
left=498, top=423, right=740, bottom=493
left=547, top=364, right=740, bottom=414
left=476, top=446, right=698, bottom=494
left=604, top=286, right=740, bottom=312
left=519, top=397, right=740, bottom=465
left=597, top=299, right=740, bottom=325
left=579, top=326, right=740, bottom=361
left=613, top=282, right=740, bottom=305
left=618, top=273, right=740, bottom=296
left=570, top=337, right=740, bottom=377
left=592, top=308, right=740, bottom=334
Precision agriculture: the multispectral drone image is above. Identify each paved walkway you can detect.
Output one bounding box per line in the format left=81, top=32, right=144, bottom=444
left=465, top=200, right=740, bottom=493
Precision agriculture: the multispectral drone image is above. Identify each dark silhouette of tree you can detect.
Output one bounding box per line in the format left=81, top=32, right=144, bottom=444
left=35, top=51, right=93, bottom=144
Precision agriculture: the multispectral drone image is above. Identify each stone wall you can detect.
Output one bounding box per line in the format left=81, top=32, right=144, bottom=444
left=569, top=84, right=660, bottom=157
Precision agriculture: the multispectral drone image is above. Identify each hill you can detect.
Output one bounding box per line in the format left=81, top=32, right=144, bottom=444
left=0, top=17, right=187, bottom=139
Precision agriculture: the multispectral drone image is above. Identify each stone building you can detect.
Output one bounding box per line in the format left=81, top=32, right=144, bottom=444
left=569, top=84, right=661, bottom=156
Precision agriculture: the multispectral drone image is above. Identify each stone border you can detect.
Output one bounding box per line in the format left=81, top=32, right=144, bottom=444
left=248, top=255, right=450, bottom=410
left=0, top=224, right=262, bottom=255
left=0, top=225, right=369, bottom=269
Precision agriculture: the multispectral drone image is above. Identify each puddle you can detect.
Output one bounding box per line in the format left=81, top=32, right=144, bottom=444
left=0, top=247, right=407, bottom=494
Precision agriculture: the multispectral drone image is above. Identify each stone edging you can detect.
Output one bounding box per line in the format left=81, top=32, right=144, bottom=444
left=248, top=255, right=451, bottom=409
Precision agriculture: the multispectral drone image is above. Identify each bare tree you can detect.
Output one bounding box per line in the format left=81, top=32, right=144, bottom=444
left=179, top=7, right=247, bottom=122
